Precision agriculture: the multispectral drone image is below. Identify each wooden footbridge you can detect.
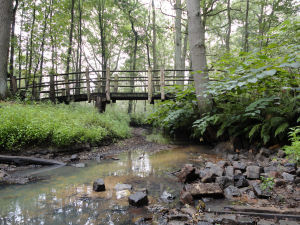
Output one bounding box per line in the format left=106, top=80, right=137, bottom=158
left=7, top=68, right=193, bottom=112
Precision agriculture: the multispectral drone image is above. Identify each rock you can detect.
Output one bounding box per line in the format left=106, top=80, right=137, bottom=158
left=210, top=166, right=224, bottom=177
left=220, top=214, right=238, bottom=225
left=177, top=164, right=199, bottom=183
left=233, top=161, right=246, bottom=171
left=279, top=220, right=300, bottom=225
left=252, top=183, right=271, bottom=198
left=160, top=191, right=175, bottom=202
left=237, top=215, right=256, bottom=225
left=234, top=174, right=249, bottom=188
left=93, top=178, right=105, bottom=192
left=225, top=166, right=234, bottom=177
left=257, top=219, right=276, bottom=225
left=180, top=206, right=197, bottom=217
left=205, top=162, right=215, bottom=168
left=234, top=170, right=243, bottom=176
left=70, top=154, right=79, bottom=161
left=116, top=190, right=131, bottom=199
left=72, top=163, right=86, bottom=168
left=286, top=184, right=294, bottom=193
left=274, top=178, right=286, bottom=187
left=128, top=192, right=148, bottom=207
left=246, top=166, right=261, bottom=179
left=213, top=141, right=234, bottom=153
left=228, top=154, right=239, bottom=161
left=217, top=160, right=228, bottom=168
left=0, top=170, right=8, bottom=179
left=277, top=150, right=286, bottom=158
left=201, top=172, right=217, bottom=183
left=134, top=216, right=152, bottom=225
left=224, top=185, right=241, bottom=199
left=282, top=166, right=296, bottom=174
left=197, top=222, right=213, bottom=225
left=185, top=182, right=224, bottom=198
left=260, top=147, right=271, bottom=157
left=297, top=168, right=300, bottom=177
left=295, top=177, right=300, bottom=184
left=114, top=183, right=132, bottom=191
left=180, top=191, right=193, bottom=205
left=167, top=214, right=189, bottom=222
left=215, top=176, right=234, bottom=189
left=135, top=188, right=148, bottom=194
left=282, top=172, right=295, bottom=182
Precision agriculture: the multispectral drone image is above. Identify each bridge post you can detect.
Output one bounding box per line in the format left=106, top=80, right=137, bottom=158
left=148, top=68, right=154, bottom=104
left=85, top=67, right=91, bottom=103
left=112, top=74, right=118, bottom=103
left=49, top=73, right=56, bottom=103
left=160, top=68, right=165, bottom=101
left=95, top=95, right=106, bottom=113
left=106, top=67, right=111, bottom=103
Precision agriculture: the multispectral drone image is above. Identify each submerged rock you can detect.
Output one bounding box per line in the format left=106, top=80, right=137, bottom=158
left=70, top=154, right=79, bottom=161
left=72, top=163, right=86, bottom=168
left=128, top=192, right=148, bottom=207
left=114, top=183, right=132, bottom=191
left=185, top=182, right=224, bottom=198
left=93, top=178, right=105, bottom=192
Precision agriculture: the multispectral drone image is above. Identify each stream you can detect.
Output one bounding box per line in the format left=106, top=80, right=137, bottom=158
left=0, top=145, right=223, bottom=225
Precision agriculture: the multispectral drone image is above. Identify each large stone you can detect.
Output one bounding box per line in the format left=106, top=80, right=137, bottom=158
left=246, top=166, right=261, bottom=179
left=114, top=183, right=132, bottom=191
left=233, top=161, right=246, bottom=171
left=93, top=178, right=105, bottom=192
left=296, top=168, right=300, bottom=177
left=128, top=192, right=148, bottom=207
left=264, top=166, right=278, bottom=173
left=279, top=220, right=300, bottom=225
left=177, top=164, right=199, bottom=183
left=217, top=160, right=229, bottom=168
left=210, top=166, right=224, bottom=177
left=259, top=147, right=272, bottom=157
left=201, top=172, right=217, bottom=183
left=257, top=220, right=276, bottom=225
left=70, top=154, right=79, bottom=161
left=274, top=178, right=286, bottom=187
left=225, top=166, right=234, bottom=177
left=215, top=176, right=234, bottom=189
left=0, top=170, right=8, bottom=179
left=185, top=182, right=224, bottom=198
left=72, top=163, right=86, bottom=168
left=282, top=172, right=295, bottom=183
left=252, top=183, right=271, bottom=198
left=234, top=174, right=249, bottom=188
left=180, top=191, right=193, bottom=205
left=224, top=185, right=241, bottom=199
left=237, top=216, right=256, bottom=225
left=282, top=164, right=296, bottom=174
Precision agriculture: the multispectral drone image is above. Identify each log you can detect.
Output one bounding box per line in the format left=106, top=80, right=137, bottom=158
left=0, top=155, right=66, bottom=166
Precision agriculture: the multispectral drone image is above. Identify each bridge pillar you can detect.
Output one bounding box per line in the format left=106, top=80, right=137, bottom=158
left=95, top=96, right=106, bottom=113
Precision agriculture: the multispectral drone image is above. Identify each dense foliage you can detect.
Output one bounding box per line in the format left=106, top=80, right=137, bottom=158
left=0, top=103, right=130, bottom=151
left=149, top=18, right=300, bottom=147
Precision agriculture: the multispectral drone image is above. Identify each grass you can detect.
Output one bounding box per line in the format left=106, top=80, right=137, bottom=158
left=0, top=102, right=131, bottom=151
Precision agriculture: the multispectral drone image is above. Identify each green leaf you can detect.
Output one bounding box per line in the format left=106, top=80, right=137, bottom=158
left=275, top=123, right=289, bottom=137
left=249, top=124, right=262, bottom=139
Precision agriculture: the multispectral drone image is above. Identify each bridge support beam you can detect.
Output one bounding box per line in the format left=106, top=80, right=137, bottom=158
left=95, top=96, right=106, bottom=113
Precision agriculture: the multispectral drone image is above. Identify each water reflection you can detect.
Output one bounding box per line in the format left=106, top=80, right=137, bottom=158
left=0, top=145, right=219, bottom=225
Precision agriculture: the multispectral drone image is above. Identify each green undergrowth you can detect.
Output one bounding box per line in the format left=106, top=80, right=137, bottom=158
left=0, top=102, right=131, bottom=151
left=284, top=126, right=300, bottom=163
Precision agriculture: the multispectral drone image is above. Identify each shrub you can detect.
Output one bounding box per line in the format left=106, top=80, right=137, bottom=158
left=0, top=102, right=131, bottom=151
left=284, top=126, right=300, bottom=163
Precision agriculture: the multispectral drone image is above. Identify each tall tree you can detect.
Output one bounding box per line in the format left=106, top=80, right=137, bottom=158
left=174, top=0, right=183, bottom=85
left=225, top=0, right=231, bottom=52
left=65, top=0, right=76, bottom=100
left=187, top=0, right=211, bottom=114
left=244, top=0, right=250, bottom=52
left=0, top=0, right=13, bottom=99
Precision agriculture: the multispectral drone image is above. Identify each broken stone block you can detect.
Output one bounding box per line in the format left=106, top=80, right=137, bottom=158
left=93, top=178, right=105, bottom=192
left=246, top=166, right=261, bottom=179
left=128, top=192, right=148, bottom=207
left=185, top=182, right=224, bottom=199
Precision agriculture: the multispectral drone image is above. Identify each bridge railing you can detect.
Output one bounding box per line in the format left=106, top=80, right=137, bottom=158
left=7, top=68, right=194, bottom=103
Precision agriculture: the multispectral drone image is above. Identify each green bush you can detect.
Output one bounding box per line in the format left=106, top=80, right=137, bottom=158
left=284, top=126, right=300, bottom=163
left=0, top=103, right=131, bottom=151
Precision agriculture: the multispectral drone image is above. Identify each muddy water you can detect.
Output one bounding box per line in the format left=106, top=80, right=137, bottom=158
left=0, top=145, right=222, bottom=225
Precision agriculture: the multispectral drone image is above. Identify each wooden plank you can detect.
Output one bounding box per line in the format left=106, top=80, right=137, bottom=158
left=106, top=67, right=111, bottom=102
left=85, top=67, right=91, bottom=103
left=160, top=68, right=165, bottom=101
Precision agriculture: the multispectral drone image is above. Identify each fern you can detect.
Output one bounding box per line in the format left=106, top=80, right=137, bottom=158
left=249, top=124, right=262, bottom=139
left=275, top=122, right=289, bottom=137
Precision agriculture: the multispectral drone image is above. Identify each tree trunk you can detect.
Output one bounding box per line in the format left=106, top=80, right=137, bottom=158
left=27, top=2, right=36, bottom=90
left=181, top=23, right=188, bottom=70
left=0, top=0, right=13, bottom=99
left=65, top=0, right=75, bottom=101
left=187, top=0, right=211, bottom=114
left=18, top=3, right=24, bottom=89
left=225, top=0, right=231, bottom=52
left=152, top=0, right=158, bottom=90
left=75, top=0, right=82, bottom=95
left=243, top=0, right=250, bottom=52
left=8, top=0, right=18, bottom=95
left=175, top=0, right=183, bottom=85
